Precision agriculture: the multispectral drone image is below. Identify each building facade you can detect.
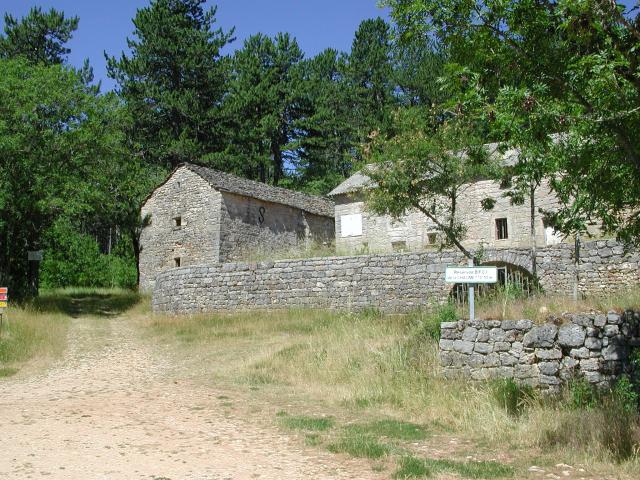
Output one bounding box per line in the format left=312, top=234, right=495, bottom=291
left=139, top=163, right=335, bottom=291
left=329, top=170, right=574, bottom=254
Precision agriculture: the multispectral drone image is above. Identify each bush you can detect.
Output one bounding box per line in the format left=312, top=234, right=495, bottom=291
left=40, top=222, right=136, bottom=289
left=412, top=302, right=458, bottom=341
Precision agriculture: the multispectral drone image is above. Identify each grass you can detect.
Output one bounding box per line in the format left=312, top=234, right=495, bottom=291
left=0, top=287, right=143, bottom=377
left=472, top=285, right=640, bottom=323
left=395, top=456, right=514, bottom=479
left=277, top=412, right=335, bottom=431
left=344, top=419, right=429, bottom=442
left=143, top=286, right=640, bottom=477
left=327, top=434, right=392, bottom=459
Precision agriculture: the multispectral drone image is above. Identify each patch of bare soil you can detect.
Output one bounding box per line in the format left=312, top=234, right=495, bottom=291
left=0, top=317, right=383, bottom=480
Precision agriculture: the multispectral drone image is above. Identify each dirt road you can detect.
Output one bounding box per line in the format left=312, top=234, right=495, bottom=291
left=0, top=316, right=380, bottom=480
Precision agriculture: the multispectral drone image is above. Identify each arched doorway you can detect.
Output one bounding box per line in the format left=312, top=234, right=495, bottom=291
left=450, top=262, right=538, bottom=305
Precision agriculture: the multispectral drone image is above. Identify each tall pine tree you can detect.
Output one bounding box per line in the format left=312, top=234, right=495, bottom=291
left=106, top=0, right=234, bottom=169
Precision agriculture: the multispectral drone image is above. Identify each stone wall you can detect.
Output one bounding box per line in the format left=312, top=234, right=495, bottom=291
left=218, top=192, right=334, bottom=263
left=140, top=167, right=222, bottom=292
left=439, top=310, right=640, bottom=391
left=152, top=239, right=640, bottom=314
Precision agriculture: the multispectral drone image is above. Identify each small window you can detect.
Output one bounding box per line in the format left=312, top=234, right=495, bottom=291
left=173, top=216, right=182, bottom=227
left=427, top=233, right=438, bottom=245
left=340, top=213, right=363, bottom=237
left=495, top=218, right=508, bottom=240
left=174, top=257, right=181, bottom=267
left=392, top=241, right=407, bottom=252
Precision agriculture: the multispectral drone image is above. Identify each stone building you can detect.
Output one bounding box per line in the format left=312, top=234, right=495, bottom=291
left=139, top=163, right=335, bottom=291
left=329, top=145, right=581, bottom=254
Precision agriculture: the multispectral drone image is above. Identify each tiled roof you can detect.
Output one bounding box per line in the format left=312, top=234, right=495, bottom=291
left=184, top=163, right=334, bottom=218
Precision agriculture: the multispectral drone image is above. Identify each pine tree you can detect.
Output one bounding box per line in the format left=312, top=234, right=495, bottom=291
left=224, top=33, right=305, bottom=185
left=0, top=7, right=79, bottom=65
left=106, top=0, right=234, bottom=168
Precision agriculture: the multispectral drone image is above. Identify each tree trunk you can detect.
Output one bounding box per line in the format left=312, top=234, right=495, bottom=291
left=530, top=182, right=537, bottom=278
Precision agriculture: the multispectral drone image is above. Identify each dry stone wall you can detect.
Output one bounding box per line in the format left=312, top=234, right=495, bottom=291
left=440, top=310, right=640, bottom=391
left=152, top=239, right=639, bottom=315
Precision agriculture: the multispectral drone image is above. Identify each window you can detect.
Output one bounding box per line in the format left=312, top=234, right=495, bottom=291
left=174, top=257, right=181, bottom=267
left=392, top=241, right=407, bottom=252
left=340, top=213, right=363, bottom=237
left=495, top=218, right=508, bottom=240
left=173, top=216, right=182, bottom=227
left=427, top=233, right=438, bottom=245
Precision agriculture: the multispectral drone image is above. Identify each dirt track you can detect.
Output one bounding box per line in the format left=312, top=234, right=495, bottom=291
left=0, top=316, right=380, bottom=480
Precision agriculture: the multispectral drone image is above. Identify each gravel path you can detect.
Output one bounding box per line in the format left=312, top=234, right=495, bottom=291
left=0, top=316, right=381, bottom=480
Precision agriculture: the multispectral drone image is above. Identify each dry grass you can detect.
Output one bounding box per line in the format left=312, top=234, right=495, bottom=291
left=0, top=301, right=69, bottom=376
left=142, top=290, right=640, bottom=477
left=0, top=288, right=145, bottom=377
left=472, top=286, right=640, bottom=323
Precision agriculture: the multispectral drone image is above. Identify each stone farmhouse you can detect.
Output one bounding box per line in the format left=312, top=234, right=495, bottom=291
left=329, top=144, right=581, bottom=254
left=139, top=163, right=335, bottom=291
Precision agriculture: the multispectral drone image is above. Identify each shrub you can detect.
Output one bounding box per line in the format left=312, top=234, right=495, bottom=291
left=492, top=378, right=534, bottom=417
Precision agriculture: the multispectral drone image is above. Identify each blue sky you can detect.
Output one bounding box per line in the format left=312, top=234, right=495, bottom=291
left=1, top=1, right=389, bottom=91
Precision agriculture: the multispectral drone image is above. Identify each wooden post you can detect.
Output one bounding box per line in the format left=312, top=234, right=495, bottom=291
left=467, top=257, right=475, bottom=321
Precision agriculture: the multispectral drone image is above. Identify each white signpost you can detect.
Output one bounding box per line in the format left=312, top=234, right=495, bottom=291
left=445, top=266, right=498, bottom=321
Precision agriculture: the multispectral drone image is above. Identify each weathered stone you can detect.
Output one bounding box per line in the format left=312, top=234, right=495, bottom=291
left=607, top=312, right=622, bottom=324
left=439, top=339, right=455, bottom=351
left=494, top=342, right=511, bottom=352
left=535, top=348, right=562, bottom=360
left=453, top=340, right=475, bottom=354
left=462, top=327, right=478, bottom=342
left=474, top=342, right=493, bottom=354
left=580, top=358, right=600, bottom=371
left=569, top=347, right=590, bottom=359
left=499, top=353, right=518, bottom=366
left=603, top=325, right=619, bottom=337
left=594, top=314, right=607, bottom=327
left=440, top=322, right=458, bottom=330
left=539, top=361, right=560, bottom=376
left=523, top=324, right=558, bottom=348
left=585, top=337, right=602, bottom=350
left=489, top=328, right=506, bottom=342
left=558, top=323, right=586, bottom=348
left=476, top=329, right=490, bottom=342
left=516, top=320, right=534, bottom=330
left=602, top=344, right=628, bottom=361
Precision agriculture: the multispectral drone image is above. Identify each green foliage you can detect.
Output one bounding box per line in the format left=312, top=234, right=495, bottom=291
left=395, top=455, right=514, bottom=479
left=40, top=222, right=136, bottom=289
left=613, top=374, right=640, bottom=413
left=411, top=303, right=458, bottom=342
left=0, top=58, right=139, bottom=299
left=364, top=104, right=501, bottom=260
left=492, top=378, right=534, bottom=417
left=383, top=0, right=640, bottom=246
left=0, top=7, right=78, bottom=65
left=106, top=0, right=234, bottom=169
left=568, top=378, right=599, bottom=410
left=223, top=32, right=305, bottom=185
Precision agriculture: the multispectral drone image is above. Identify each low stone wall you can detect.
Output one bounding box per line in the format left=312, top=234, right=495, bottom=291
left=152, top=240, right=639, bottom=314
left=439, top=310, right=640, bottom=391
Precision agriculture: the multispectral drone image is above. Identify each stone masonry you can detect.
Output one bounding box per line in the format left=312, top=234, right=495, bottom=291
left=440, top=310, right=640, bottom=391
left=152, top=239, right=639, bottom=314
left=139, top=164, right=334, bottom=292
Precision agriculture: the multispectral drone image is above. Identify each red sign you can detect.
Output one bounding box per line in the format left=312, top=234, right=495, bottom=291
left=0, top=288, right=6, bottom=294
left=0, top=294, right=6, bottom=301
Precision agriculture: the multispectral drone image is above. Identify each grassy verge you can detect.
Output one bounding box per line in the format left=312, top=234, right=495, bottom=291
left=0, top=287, right=143, bottom=377
left=143, top=288, right=640, bottom=478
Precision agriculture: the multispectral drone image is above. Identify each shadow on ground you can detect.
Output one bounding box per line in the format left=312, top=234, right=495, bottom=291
left=30, top=290, right=141, bottom=317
